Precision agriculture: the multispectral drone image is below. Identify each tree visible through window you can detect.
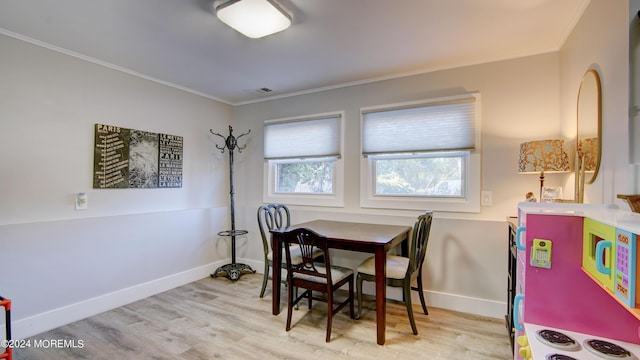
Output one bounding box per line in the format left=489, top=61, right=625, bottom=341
left=373, top=154, right=463, bottom=197
left=276, top=159, right=334, bottom=193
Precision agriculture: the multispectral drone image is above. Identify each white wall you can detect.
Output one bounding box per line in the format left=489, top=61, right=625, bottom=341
left=232, top=53, right=563, bottom=318
left=0, top=34, right=234, bottom=338
left=559, top=0, right=630, bottom=204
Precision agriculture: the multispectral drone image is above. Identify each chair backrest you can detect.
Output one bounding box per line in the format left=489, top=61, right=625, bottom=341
left=257, top=204, right=291, bottom=257
left=281, top=228, right=331, bottom=285
left=407, top=211, right=434, bottom=276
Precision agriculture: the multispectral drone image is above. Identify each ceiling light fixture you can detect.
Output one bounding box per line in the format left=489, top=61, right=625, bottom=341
left=214, top=0, right=292, bottom=39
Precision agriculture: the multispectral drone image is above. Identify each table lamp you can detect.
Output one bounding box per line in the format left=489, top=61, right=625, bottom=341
left=518, top=139, right=570, bottom=201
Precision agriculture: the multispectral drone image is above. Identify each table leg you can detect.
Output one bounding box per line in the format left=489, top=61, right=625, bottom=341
left=374, top=247, right=386, bottom=345
left=272, top=233, right=282, bottom=315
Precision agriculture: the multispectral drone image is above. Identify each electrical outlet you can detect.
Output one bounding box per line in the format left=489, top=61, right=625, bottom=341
left=481, top=191, right=492, bottom=206
left=75, top=192, right=88, bottom=210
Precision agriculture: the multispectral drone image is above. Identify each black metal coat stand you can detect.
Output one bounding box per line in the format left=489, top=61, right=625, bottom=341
left=210, top=126, right=255, bottom=281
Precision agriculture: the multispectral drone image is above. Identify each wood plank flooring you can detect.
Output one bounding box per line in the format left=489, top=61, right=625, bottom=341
left=13, top=274, right=512, bottom=359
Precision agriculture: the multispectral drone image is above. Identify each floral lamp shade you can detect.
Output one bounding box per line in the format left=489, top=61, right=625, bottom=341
left=578, top=137, right=598, bottom=171
left=518, top=139, right=570, bottom=174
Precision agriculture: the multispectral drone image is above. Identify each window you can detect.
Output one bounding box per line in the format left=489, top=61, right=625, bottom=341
left=263, top=112, right=344, bottom=207
left=372, top=152, right=465, bottom=197
left=360, top=94, right=481, bottom=212
left=273, top=157, right=335, bottom=194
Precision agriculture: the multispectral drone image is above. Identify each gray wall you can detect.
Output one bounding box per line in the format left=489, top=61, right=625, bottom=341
left=0, top=34, right=234, bottom=338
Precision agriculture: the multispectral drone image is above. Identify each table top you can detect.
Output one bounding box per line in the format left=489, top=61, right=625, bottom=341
left=271, top=219, right=411, bottom=246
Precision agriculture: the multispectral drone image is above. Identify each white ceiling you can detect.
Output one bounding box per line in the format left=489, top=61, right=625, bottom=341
left=0, top=0, right=589, bottom=105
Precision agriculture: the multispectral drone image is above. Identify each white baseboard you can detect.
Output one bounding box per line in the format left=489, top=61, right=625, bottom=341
left=240, top=258, right=266, bottom=275
left=4, top=258, right=506, bottom=340
left=371, top=287, right=506, bottom=320
left=7, top=260, right=227, bottom=339
left=424, top=289, right=506, bottom=320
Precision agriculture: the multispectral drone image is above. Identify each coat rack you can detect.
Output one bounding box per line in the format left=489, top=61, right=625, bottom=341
left=210, top=125, right=255, bottom=281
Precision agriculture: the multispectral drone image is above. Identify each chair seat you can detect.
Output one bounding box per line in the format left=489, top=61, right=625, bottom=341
left=357, top=255, right=409, bottom=280
left=293, top=264, right=354, bottom=285
left=267, top=245, right=322, bottom=265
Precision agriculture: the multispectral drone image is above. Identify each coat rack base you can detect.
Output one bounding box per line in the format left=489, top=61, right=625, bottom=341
left=210, top=229, right=255, bottom=281
left=211, top=262, right=255, bottom=281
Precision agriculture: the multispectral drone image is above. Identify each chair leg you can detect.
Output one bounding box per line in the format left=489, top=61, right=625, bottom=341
left=415, top=272, right=428, bottom=315
left=286, top=281, right=294, bottom=332
left=356, top=274, right=363, bottom=319
left=260, top=262, right=270, bottom=298
left=325, top=314, right=332, bottom=342
left=349, top=278, right=355, bottom=319
left=282, top=269, right=300, bottom=310
left=326, top=291, right=333, bottom=342
left=404, top=282, right=418, bottom=335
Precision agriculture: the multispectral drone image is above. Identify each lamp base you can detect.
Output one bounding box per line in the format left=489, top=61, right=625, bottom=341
left=539, top=172, right=545, bottom=202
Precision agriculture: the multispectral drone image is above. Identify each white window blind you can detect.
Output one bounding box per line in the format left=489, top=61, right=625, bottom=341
left=362, top=96, right=477, bottom=155
left=264, top=115, right=341, bottom=159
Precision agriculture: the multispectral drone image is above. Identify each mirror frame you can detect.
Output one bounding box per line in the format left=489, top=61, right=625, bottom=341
left=576, top=69, right=602, bottom=185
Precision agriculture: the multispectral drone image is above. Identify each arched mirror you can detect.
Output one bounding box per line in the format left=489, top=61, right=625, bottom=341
left=576, top=69, right=602, bottom=192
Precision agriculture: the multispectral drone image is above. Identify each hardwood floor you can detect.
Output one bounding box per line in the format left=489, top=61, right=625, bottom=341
left=13, top=274, right=512, bottom=359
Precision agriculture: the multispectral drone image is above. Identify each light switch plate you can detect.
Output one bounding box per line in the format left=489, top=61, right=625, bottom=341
left=481, top=191, right=492, bottom=206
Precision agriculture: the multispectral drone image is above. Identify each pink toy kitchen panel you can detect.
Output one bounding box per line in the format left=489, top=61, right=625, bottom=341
left=524, top=213, right=640, bottom=344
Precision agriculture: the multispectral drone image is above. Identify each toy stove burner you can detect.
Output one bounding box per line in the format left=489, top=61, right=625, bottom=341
left=545, top=354, right=579, bottom=360
left=583, top=339, right=637, bottom=360
left=536, top=329, right=580, bottom=351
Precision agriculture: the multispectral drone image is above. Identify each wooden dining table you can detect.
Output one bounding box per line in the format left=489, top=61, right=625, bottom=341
left=270, top=219, right=411, bottom=345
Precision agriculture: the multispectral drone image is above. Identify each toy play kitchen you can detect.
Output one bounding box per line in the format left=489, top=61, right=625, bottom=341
left=513, top=203, right=640, bottom=360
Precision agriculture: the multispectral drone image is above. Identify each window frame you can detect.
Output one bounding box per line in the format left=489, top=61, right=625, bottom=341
left=359, top=94, right=481, bottom=213
left=263, top=111, right=345, bottom=207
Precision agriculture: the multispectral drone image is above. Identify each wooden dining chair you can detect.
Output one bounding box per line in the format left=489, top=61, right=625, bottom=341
left=356, top=210, right=433, bottom=335
left=257, top=204, right=322, bottom=298
left=282, top=227, right=355, bottom=342
left=257, top=204, right=290, bottom=298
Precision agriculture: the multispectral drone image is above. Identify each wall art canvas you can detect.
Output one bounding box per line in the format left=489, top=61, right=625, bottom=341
left=158, top=133, right=183, bottom=188
left=128, top=129, right=159, bottom=188
left=93, top=124, right=183, bottom=189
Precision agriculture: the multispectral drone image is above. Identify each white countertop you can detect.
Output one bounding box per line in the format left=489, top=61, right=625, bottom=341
left=518, top=202, right=640, bottom=234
